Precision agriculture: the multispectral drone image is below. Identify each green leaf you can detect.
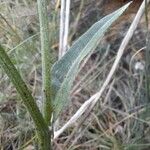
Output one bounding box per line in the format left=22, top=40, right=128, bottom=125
left=52, top=2, right=131, bottom=119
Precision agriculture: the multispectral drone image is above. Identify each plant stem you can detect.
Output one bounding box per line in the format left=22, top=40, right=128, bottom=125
left=0, top=45, right=51, bottom=149
left=37, top=0, right=53, bottom=126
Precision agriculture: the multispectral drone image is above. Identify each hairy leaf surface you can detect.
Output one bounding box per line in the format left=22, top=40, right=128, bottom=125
left=52, top=2, right=131, bottom=119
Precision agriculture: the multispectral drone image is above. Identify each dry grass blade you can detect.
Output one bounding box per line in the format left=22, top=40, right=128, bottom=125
left=59, top=0, right=71, bottom=58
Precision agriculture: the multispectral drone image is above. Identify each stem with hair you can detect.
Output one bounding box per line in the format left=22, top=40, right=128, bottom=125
left=37, top=0, right=53, bottom=126
left=0, top=45, right=51, bottom=149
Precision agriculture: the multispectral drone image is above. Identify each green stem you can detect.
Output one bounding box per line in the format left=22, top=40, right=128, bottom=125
left=37, top=0, right=53, bottom=125
left=0, top=45, right=51, bottom=149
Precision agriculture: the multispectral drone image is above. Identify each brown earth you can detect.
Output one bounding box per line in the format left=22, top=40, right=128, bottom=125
left=103, top=0, right=142, bottom=15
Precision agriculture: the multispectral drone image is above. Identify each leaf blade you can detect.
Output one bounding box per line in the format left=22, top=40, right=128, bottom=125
left=52, top=2, right=131, bottom=119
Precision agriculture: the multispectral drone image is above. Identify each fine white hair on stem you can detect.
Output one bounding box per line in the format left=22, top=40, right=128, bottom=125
left=59, top=0, right=71, bottom=59
left=53, top=0, right=149, bottom=140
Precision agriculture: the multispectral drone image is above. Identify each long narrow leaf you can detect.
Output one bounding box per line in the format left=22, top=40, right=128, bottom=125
left=0, top=45, right=50, bottom=147
left=52, top=2, right=131, bottom=119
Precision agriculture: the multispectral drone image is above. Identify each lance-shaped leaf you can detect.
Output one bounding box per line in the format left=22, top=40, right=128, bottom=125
left=52, top=2, right=131, bottom=119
